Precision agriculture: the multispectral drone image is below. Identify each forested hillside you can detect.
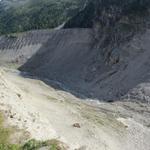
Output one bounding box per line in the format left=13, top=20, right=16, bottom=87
left=0, top=0, right=86, bottom=34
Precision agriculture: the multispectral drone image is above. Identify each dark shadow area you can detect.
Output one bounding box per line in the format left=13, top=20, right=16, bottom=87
left=19, top=28, right=98, bottom=100
left=20, top=71, right=91, bottom=100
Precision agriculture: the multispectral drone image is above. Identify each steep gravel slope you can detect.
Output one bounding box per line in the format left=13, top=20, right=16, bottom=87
left=19, top=28, right=150, bottom=102
left=1, top=27, right=150, bottom=101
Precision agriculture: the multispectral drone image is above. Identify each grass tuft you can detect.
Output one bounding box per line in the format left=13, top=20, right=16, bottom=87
left=0, top=113, right=66, bottom=150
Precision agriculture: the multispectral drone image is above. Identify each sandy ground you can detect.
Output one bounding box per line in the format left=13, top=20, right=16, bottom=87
left=0, top=67, right=150, bottom=150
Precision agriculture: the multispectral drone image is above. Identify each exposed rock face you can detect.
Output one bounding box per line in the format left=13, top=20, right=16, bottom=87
left=64, top=0, right=150, bottom=28
left=64, top=0, right=150, bottom=66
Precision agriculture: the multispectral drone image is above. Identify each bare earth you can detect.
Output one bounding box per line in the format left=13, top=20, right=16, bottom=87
left=0, top=67, right=150, bottom=150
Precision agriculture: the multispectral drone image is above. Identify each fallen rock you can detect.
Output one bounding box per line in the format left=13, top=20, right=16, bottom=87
left=10, top=115, right=14, bottom=118
left=73, top=123, right=81, bottom=128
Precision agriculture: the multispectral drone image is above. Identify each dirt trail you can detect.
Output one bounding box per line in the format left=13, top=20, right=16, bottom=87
left=0, top=67, right=150, bottom=150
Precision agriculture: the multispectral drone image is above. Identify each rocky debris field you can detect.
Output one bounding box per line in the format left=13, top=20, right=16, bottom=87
left=0, top=67, right=150, bottom=150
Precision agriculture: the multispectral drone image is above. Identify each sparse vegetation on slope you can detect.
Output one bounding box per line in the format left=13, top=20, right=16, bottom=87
left=22, top=139, right=66, bottom=150
left=0, top=113, right=20, bottom=150
left=0, top=113, right=65, bottom=150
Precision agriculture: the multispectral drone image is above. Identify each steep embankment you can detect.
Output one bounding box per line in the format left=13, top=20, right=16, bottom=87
left=20, top=28, right=95, bottom=96
left=19, top=0, right=150, bottom=101
left=1, top=28, right=150, bottom=102
left=19, top=28, right=150, bottom=102
left=0, top=30, right=53, bottom=65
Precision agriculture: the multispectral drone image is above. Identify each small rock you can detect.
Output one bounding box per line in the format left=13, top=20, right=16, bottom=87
left=107, top=100, right=114, bottom=103
left=18, top=118, right=21, bottom=121
left=17, top=93, right=22, bottom=99
left=10, top=115, right=14, bottom=118
left=73, top=123, right=81, bottom=128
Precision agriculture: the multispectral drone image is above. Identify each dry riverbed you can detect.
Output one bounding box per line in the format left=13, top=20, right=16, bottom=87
left=0, top=67, right=150, bottom=150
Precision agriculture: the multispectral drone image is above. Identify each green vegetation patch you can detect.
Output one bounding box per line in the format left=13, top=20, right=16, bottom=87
left=0, top=113, right=66, bottom=150
left=22, top=139, right=65, bottom=150
left=0, top=113, right=11, bottom=145
left=0, top=113, right=20, bottom=150
left=0, top=0, right=86, bottom=35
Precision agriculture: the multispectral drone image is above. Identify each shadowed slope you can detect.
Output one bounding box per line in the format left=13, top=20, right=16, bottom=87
left=19, top=28, right=150, bottom=102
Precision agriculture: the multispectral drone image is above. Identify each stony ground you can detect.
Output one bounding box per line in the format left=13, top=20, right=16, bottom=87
left=0, top=67, right=150, bottom=150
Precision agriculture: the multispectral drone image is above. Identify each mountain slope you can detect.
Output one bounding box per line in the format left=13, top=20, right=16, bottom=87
left=18, top=0, right=150, bottom=101
left=0, top=0, right=86, bottom=34
left=1, top=0, right=150, bottom=101
left=0, top=1, right=150, bottom=149
left=64, top=0, right=150, bottom=28
left=19, top=28, right=150, bottom=102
